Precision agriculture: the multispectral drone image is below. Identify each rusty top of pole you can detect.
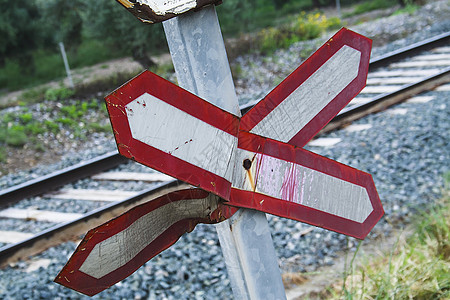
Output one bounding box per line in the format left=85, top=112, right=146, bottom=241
left=116, top=0, right=222, bottom=23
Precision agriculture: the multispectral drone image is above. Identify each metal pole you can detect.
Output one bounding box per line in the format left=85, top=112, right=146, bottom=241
left=59, top=42, right=74, bottom=89
left=163, top=6, right=286, bottom=300
left=336, top=0, right=341, bottom=18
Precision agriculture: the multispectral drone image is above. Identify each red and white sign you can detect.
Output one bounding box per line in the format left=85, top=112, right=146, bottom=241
left=56, top=28, right=383, bottom=296
left=105, top=28, right=382, bottom=238
left=55, top=189, right=237, bottom=296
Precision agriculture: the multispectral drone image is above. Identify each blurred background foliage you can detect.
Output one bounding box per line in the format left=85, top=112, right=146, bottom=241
left=0, top=0, right=420, bottom=92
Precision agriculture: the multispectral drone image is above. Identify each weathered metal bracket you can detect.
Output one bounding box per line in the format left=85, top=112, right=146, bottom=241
left=116, top=0, right=222, bottom=23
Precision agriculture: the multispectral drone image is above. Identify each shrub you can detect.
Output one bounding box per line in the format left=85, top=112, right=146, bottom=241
left=44, top=120, right=60, bottom=134
left=0, top=148, right=5, bottom=162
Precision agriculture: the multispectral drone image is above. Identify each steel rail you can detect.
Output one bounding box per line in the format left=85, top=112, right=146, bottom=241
left=0, top=151, right=127, bottom=209
left=1, top=72, right=448, bottom=267
left=0, top=32, right=449, bottom=266
left=369, top=31, right=450, bottom=70
left=0, top=180, right=186, bottom=267
left=323, top=67, right=450, bottom=133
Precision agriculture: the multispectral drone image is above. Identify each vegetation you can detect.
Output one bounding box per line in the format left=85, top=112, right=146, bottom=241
left=0, top=0, right=354, bottom=93
left=44, top=86, right=75, bottom=101
left=0, top=1, right=41, bottom=72
left=345, top=0, right=396, bottom=17
left=258, top=12, right=341, bottom=54
left=0, top=98, right=110, bottom=162
left=0, top=0, right=427, bottom=95
left=393, top=3, right=420, bottom=15
left=343, top=0, right=424, bottom=18
left=326, top=177, right=450, bottom=299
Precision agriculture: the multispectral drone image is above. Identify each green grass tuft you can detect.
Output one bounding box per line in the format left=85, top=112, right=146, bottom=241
left=344, top=0, right=396, bottom=17
left=44, top=86, right=75, bottom=101
left=392, top=4, right=419, bottom=15
left=326, top=175, right=450, bottom=299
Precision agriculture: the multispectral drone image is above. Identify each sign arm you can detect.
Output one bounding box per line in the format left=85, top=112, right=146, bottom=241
left=240, top=28, right=372, bottom=148
left=231, top=132, right=384, bottom=239
left=55, top=189, right=235, bottom=296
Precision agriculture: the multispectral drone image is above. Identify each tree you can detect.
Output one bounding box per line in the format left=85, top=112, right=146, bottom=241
left=84, top=0, right=166, bottom=68
left=0, top=0, right=42, bottom=72
left=38, top=0, right=84, bottom=51
left=217, top=0, right=258, bottom=35
left=311, top=0, right=334, bottom=8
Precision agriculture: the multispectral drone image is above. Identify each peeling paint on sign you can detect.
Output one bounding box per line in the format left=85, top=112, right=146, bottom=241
left=115, top=0, right=221, bottom=23
left=137, top=0, right=197, bottom=15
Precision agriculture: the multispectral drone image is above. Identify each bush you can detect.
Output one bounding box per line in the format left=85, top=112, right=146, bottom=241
left=0, top=148, right=5, bottom=162
left=19, top=113, right=33, bottom=124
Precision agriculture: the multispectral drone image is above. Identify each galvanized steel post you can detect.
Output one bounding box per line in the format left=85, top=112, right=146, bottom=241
left=58, top=42, right=74, bottom=89
left=163, top=5, right=286, bottom=299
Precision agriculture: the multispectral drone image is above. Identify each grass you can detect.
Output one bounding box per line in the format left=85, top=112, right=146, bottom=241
left=0, top=98, right=110, bottom=158
left=325, top=175, right=450, bottom=299
left=392, top=4, right=419, bottom=15
left=44, top=86, right=75, bottom=101
left=343, top=0, right=397, bottom=17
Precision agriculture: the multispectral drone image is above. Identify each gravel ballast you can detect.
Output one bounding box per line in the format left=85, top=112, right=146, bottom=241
left=0, top=2, right=449, bottom=299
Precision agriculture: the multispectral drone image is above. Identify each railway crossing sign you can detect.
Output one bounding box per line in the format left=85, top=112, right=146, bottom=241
left=56, top=27, right=384, bottom=296
left=104, top=27, right=382, bottom=238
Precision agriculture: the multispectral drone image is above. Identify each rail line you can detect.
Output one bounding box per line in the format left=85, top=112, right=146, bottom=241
left=0, top=31, right=449, bottom=267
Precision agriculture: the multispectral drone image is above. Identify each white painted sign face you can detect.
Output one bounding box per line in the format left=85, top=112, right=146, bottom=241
left=231, top=149, right=373, bottom=223
left=248, top=45, right=361, bottom=144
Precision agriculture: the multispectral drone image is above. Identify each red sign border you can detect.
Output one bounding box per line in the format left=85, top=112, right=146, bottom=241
left=105, top=71, right=240, bottom=200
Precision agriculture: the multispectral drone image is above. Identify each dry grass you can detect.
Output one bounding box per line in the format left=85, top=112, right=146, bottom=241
left=326, top=182, right=450, bottom=300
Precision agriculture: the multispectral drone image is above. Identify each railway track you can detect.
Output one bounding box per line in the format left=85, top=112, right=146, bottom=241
left=0, top=31, right=449, bottom=267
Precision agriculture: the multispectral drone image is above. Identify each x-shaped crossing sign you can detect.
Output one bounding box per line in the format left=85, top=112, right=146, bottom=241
left=56, top=28, right=383, bottom=296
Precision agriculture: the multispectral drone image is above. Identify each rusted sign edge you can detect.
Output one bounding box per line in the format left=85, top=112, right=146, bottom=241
left=116, top=0, right=222, bottom=23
